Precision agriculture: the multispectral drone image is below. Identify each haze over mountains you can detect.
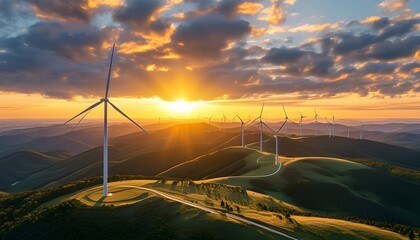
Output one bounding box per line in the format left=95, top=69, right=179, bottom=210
left=1, top=120, right=419, bottom=239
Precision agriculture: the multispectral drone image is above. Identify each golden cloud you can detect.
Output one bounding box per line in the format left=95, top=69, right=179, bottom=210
left=237, top=2, right=264, bottom=15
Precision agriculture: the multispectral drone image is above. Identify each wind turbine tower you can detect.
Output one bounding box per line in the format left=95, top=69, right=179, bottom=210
left=65, top=43, right=147, bottom=197
left=250, top=102, right=265, bottom=152
left=234, top=115, right=248, bottom=147
left=299, top=111, right=306, bottom=137
left=264, top=118, right=288, bottom=165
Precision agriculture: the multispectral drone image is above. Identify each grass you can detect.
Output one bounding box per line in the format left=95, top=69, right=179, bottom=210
left=209, top=156, right=420, bottom=228
left=6, top=178, right=410, bottom=240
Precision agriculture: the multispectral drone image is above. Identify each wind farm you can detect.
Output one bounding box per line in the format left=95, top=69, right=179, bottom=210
left=1, top=0, right=420, bottom=240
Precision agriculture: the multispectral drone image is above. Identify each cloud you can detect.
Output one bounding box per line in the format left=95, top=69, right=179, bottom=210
left=113, top=0, right=163, bottom=28
left=171, top=14, right=251, bottom=60
left=24, top=0, right=92, bottom=22
left=262, top=46, right=305, bottom=64
left=0, top=0, right=418, bottom=101
left=266, top=0, right=286, bottom=25
left=379, top=0, right=410, bottom=14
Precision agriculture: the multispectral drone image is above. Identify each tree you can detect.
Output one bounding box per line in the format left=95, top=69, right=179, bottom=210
left=220, top=200, right=224, bottom=207
left=236, top=206, right=240, bottom=213
left=408, top=229, right=415, bottom=240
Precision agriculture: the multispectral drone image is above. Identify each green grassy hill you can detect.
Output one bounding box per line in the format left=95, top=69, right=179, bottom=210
left=0, top=177, right=414, bottom=240
left=0, top=150, right=62, bottom=191
left=159, top=147, right=267, bottom=179
left=212, top=157, right=420, bottom=227
left=10, top=123, right=244, bottom=191
left=249, top=135, right=420, bottom=170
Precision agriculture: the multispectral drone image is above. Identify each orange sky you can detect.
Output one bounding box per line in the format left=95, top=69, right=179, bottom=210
left=1, top=92, right=419, bottom=121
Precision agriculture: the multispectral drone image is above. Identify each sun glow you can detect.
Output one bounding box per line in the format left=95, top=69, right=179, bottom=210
left=167, top=100, right=194, bottom=113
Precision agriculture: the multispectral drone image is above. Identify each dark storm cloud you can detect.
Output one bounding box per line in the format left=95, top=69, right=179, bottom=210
left=372, top=17, right=390, bottom=30
left=333, top=18, right=419, bottom=55
left=214, top=0, right=251, bottom=18
left=22, top=21, right=109, bottom=60
left=113, top=0, right=162, bottom=27
left=23, top=0, right=91, bottom=22
left=262, top=47, right=305, bottom=65
left=358, top=62, right=397, bottom=75
left=366, top=36, right=420, bottom=60
left=171, top=14, right=251, bottom=59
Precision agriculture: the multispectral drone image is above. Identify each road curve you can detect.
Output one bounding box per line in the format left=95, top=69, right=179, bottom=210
left=118, top=184, right=298, bottom=240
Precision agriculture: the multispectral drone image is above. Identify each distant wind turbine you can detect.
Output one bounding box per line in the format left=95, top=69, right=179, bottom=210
left=250, top=101, right=265, bottom=152
left=221, top=112, right=226, bottom=131
left=314, top=108, right=319, bottom=136
left=64, top=43, right=147, bottom=197
left=360, top=124, right=364, bottom=140
left=234, top=114, right=249, bottom=147
left=263, top=119, right=288, bottom=165
left=325, top=117, right=332, bottom=137
left=299, top=111, right=306, bottom=137
left=206, top=115, right=213, bottom=132
left=282, top=104, right=289, bottom=137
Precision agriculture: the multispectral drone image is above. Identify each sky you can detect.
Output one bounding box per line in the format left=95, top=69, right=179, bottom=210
left=0, top=0, right=419, bottom=121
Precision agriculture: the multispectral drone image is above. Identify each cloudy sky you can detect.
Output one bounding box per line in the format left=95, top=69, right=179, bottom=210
left=0, top=0, right=419, bottom=120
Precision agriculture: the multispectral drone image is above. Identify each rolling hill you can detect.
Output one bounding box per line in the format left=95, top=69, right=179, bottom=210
left=248, top=135, right=420, bottom=170
left=0, top=150, right=63, bottom=191
left=0, top=178, right=413, bottom=240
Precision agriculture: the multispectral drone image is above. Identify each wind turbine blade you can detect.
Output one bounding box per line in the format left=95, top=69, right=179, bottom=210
left=64, top=100, right=103, bottom=125
left=299, top=110, right=303, bottom=117
left=325, top=117, right=330, bottom=124
left=282, top=103, right=288, bottom=118
left=236, top=115, right=244, bottom=123
left=276, top=120, right=288, bottom=134
left=259, top=101, right=265, bottom=117
left=108, top=101, right=148, bottom=133
left=262, top=122, right=275, bottom=133
left=104, top=43, right=116, bottom=99
left=249, top=116, right=260, bottom=126
left=74, top=109, right=92, bottom=128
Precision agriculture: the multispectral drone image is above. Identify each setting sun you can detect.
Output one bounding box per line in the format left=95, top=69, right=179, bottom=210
left=167, top=100, right=194, bottom=113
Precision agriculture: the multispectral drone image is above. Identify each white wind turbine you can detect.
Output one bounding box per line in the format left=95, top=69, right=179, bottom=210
left=250, top=101, right=265, bottom=152
left=64, top=43, right=147, bottom=197
left=332, top=115, right=335, bottom=137
left=299, top=111, right=306, bottom=137
left=206, top=115, right=213, bottom=132
left=325, top=117, right=332, bottom=137
left=314, top=108, right=319, bottom=136
left=282, top=104, right=289, bottom=137
left=233, top=114, right=249, bottom=147
left=263, top=119, right=287, bottom=165
left=220, top=112, right=226, bottom=131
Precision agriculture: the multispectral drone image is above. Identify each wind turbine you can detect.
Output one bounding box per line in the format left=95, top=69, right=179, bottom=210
left=263, top=119, right=287, bottom=165
left=298, top=111, right=306, bottom=137
left=234, top=115, right=249, bottom=147
left=360, top=124, right=364, bottom=140
left=282, top=104, right=289, bottom=137
left=325, top=117, right=332, bottom=137
left=64, top=43, right=147, bottom=197
left=250, top=101, right=265, bottom=152
left=207, top=115, right=213, bottom=132
left=220, top=112, right=226, bottom=131
left=314, top=108, right=319, bottom=136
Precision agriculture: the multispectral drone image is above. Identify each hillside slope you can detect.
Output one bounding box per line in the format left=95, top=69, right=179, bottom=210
left=0, top=150, right=62, bottom=191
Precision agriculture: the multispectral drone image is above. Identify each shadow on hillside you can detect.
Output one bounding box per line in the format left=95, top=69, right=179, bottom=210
left=94, top=196, right=105, bottom=207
